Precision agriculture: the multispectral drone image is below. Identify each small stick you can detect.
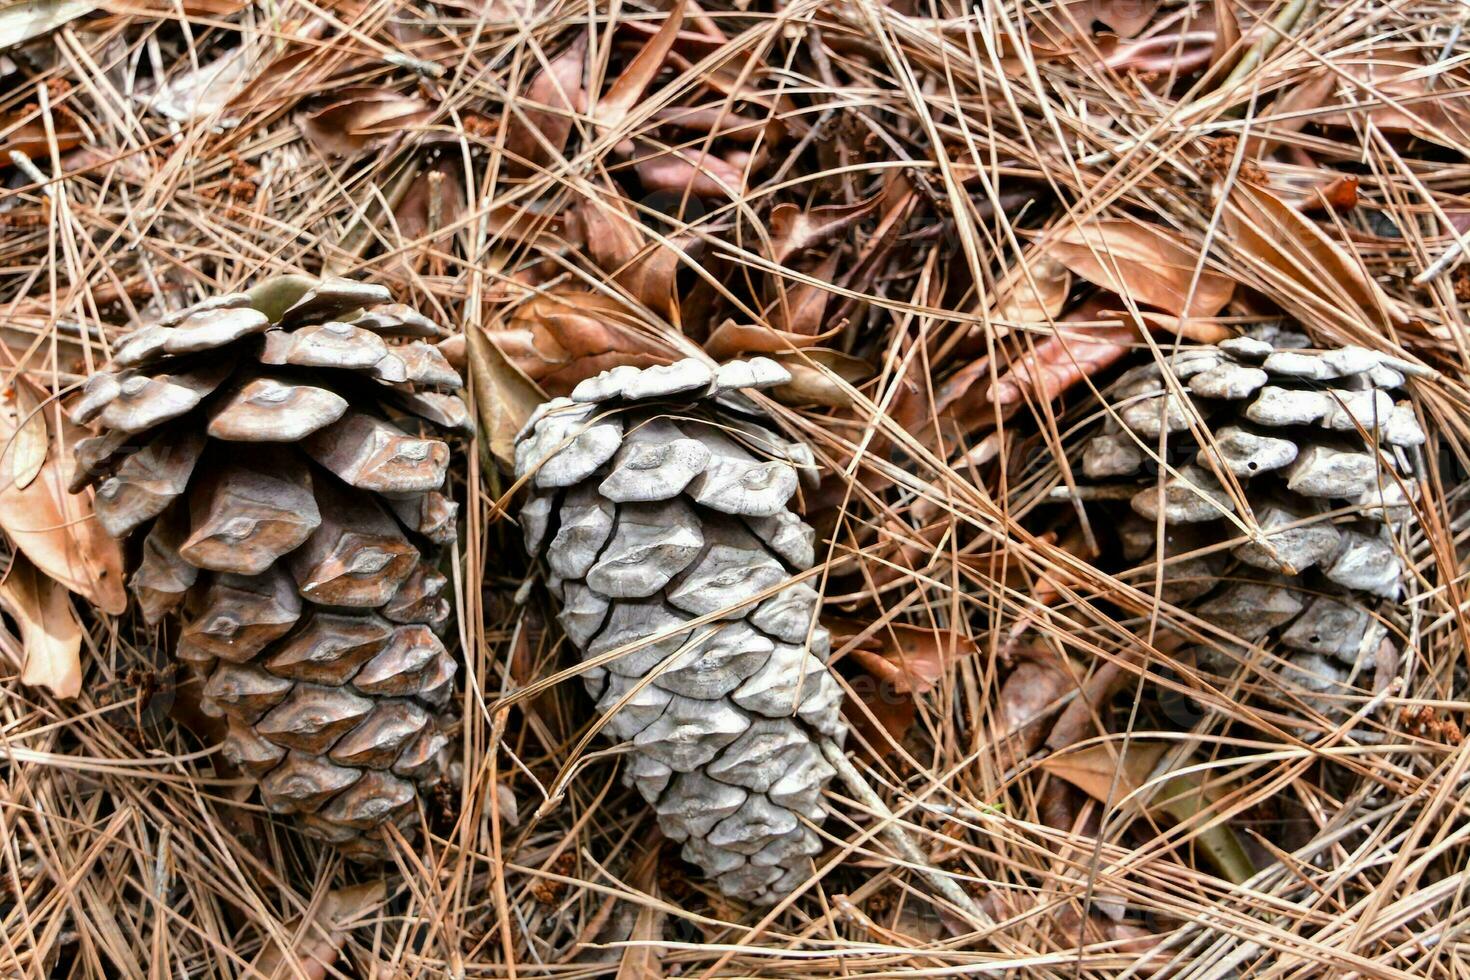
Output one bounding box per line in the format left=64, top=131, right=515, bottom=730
left=819, top=740, right=994, bottom=927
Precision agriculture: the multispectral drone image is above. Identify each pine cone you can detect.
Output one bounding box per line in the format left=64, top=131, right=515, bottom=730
left=515, top=358, right=847, bottom=903
left=1071, top=329, right=1426, bottom=716
left=71, top=276, right=466, bottom=857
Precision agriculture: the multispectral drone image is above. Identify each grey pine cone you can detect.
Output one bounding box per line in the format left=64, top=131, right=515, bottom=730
left=516, top=357, right=847, bottom=903
left=1072, top=328, right=1423, bottom=717
left=72, top=276, right=465, bottom=857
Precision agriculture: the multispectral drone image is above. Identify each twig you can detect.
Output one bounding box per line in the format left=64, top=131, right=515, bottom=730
left=820, top=740, right=994, bottom=927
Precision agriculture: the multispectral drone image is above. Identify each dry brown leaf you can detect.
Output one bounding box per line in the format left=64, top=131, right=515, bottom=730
left=1220, top=177, right=1406, bottom=328
left=0, top=552, right=82, bottom=699
left=596, top=0, right=686, bottom=132
left=576, top=192, right=692, bottom=317
left=299, top=88, right=435, bottom=157
left=1311, top=50, right=1470, bottom=147
left=632, top=149, right=748, bottom=198
left=495, top=291, right=671, bottom=396
left=703, top=319, right=842, bottom=360
left=506, top=34, right=587, bottom=171
left=1043, top=741, right=1254, bottom=884
left=990, top=254, right=1071, bottom=326
left=769, top=250, right=841, bottom=335
left=995, top=653, right=1075, bottom=769
left=1040, top=220, right=1234, bottom=318
left=833, top=618, right=978, bottom=697
left=768, top=193, right=883, bottom=265
left=253, top=880, right=387, bottom=980
left=7, top=381, right=47, bottom=491
left=1, top=107, right=84, bottom=162
left=0, top=382, right=125, bottom=614
left=769, top=349, right=872, bottom=408
left=468, top=321, right=547, bottom=470
left=989, top=324, right=1136, bottom=408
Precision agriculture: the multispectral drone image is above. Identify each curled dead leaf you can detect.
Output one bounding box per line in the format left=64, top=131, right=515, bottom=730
left=467, top=321, right=546, bottom=471
left=1219, top=177, right=1406, bottom=329
left=7, top=381, right=48, bottom=491
left=769, top=349, right=873, bottom=408
left=505, top=35, right=587, bottom=171
left=494, top=291, right=672, bottom=396
left=768, top=193, right=883, bottom=265
left=1040, top=219, right=1234, bottom=318
left=300, top=88, right=435, bottom=157
left=833, top=619, right=977, bottom=696
left=253, top=880, right=387, bottom=980
left=703, top=319, right=842, bottom=360
left=2, top=382, right=125, bottom=614
left=1042, top=741, right=1254, bottom=884
left=989, top=324, right=1136, bottom=408
left=0, top=551, right=83, bottom=699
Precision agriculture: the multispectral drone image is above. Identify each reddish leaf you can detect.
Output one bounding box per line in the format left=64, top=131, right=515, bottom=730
left=2, top=382, right=125, bottom=614
left=769, top=349, right=873, bottom=408
left=0, top=553, right=83, bottom=699
left=833, top=620, right=976, bottom=695
left=703, top=319, right=841, bottom=360
left=989, top=324, right=1136, bottom=408
left=596, top=0, right=686, bottom=132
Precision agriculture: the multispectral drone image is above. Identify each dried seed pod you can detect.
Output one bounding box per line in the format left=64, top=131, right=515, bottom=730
left=518, top=359, right=844, bottom=904
left=1071, top=334, right=1416, bottom=720
left=74, top=277, right=466, bottom=857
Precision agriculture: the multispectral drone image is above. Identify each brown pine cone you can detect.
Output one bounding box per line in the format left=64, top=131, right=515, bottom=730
left=71, top=276, right=466, bottom=857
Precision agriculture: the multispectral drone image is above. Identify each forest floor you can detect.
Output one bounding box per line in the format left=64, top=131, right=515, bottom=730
left=3, top=0, right=1470, bottom=975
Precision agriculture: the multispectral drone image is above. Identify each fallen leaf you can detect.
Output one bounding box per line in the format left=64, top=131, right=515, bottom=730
left=140, top=47, right=251, bottom=125
left=1043, top=741, right=1254, bottom=884
left=769, top=193, right=883, bottom=265
left=7, top=381, right=47, bottom=491
left=832, top=620, right=977, bottom=695
left=0, top=552, right=82, bottom=699
left=768, top=249, right=841, bottom=335
left=989, top=324, right=1137, bottom=408
left=1311, top=49, right=1470, bottom=147
left=703, top=319, right=842, bottom=360
left=633, top=148, right=748, bottom=197
left=596, top=0, right=686, bottom=133
left=300, top=88, right=435, bottom=157
left=467, top=320, right=546, bottom=471
left=494, top=291, right=670, bottom=396
left=1220, top=177, right=1406, bottom=328
left=505, top=34, right=586, bottom=171
left=769, top=349, right=872, bottom=408
left=253, top=881, right=387, bottom=980
left=1, top=381, right=125, bottom=614
left=576, top=191, right=692, bottom=317
left=995, top=653, right=1075, bottom=766
left=1, top=105, right=85, bottom=163
left=844, top=672, right=917, bottom=757
left=1040, top=220, right=1234, bottom=318
left=989, top=253, right=1071, bottom=327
